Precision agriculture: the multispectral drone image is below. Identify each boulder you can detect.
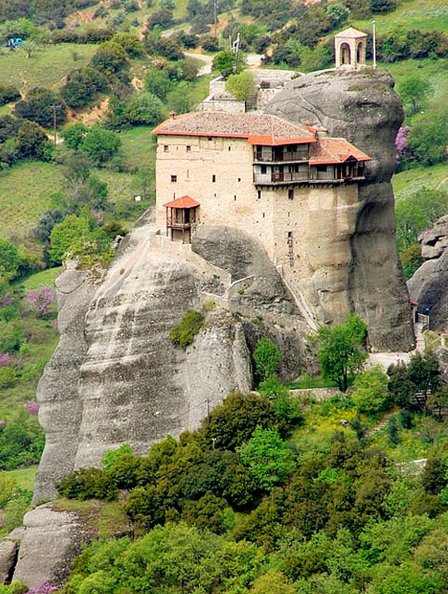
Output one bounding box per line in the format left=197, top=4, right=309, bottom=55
left=12, top=504, right=87, bottom=589
left=0, top=540, right=17, bottom=584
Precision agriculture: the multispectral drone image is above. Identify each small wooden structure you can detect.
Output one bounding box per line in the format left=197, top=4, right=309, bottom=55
left=163, top=195, right=200, bottom=243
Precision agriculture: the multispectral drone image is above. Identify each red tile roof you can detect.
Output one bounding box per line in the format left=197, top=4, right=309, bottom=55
left=154, top=112, right=316, bottom=146
left=163, top=195, right=200, bottom=209
left=310, top=137, right=371, bottom=165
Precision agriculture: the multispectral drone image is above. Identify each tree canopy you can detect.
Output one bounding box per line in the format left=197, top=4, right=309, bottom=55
left=314, top=315, right=368, bottom=392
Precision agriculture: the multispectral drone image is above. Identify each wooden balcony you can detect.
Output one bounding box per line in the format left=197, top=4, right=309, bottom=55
left=254, top=150, right=308, bottom=163
left=253, top=171, right=309, bottom=185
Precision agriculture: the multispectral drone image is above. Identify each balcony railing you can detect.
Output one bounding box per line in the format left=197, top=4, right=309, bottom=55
left=254, top=172, right=309, bottom=184
left=254, top=151, right=309, bottom=163
left=167, top=218, right=193, bottom=230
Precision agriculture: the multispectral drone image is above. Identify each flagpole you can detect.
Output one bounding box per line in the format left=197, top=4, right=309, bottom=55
left=372, top=20, right=377, bottom=69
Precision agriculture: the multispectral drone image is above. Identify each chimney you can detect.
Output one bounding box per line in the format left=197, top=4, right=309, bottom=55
left=169, top=111, right=176, bottom=120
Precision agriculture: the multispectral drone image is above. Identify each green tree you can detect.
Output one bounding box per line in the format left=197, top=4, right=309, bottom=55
left=61, top=122, right=88, bottom=150
left=90, top=41, right=129, bottom=76
left=125, top=92, right=166, bottom=125
left=407, top=109, right=448, bottom=166
left=314, top=315, right=367, bottom=392
left=352, top=365, right=391, bottom=415
left=212, top=50, right=244, bottom=78
left=79, top=126, right=121, bottom=165
left=238, top=426, right=296, bottom=490
left=16, top=120, right=50, bottom=160
left=398, top=76, right=431, bottom=115
left=0, top=239, right=21, bottom=279
left=49, top=215, right=90, bottom=263
left=202, top=392, right=288, bottom=450
left=253, top=337, right=282, bottom=383
left=395, top=187, right=448, bottom=252
left=225, top=71, right=256, bottom=101
left=250, top=571, right=295, bottom=594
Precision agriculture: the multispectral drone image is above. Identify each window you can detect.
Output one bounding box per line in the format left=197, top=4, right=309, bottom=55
left=228, top=146, right=231, bottom=151
left=163, top=145, right=169, bottom=152
left=238, top=177, right=241, bottom=182
left=261, top=165, right=267, bottom=174
left=212, top=174, right=216, bottom=182
left=171, top=175, right=177, bottom=183
left=288, top=188, right=294, bottom=200
left=234, top=195, right=237, bottom=201
left=186, top=145, right=191, bottom=152
left=257, top=190, right=261, bottom=200
left=317, top=165, right=327, bottom=172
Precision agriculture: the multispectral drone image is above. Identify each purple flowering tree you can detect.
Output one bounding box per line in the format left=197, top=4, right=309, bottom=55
left=395, top=126, right=413, bottom=167
left=0, top=353, right=11, bottom=367
left=24, top=400, right=39, bottom=416
left=25, top=287, right=55, bottom=318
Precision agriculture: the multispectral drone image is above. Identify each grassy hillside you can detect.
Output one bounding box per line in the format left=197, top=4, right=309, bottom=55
left=353, top=0, right=448, bottom=34
left=0, top=43, right=97, bottom=92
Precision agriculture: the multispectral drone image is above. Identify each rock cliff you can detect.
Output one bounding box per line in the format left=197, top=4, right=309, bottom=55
left=33, top=67, right=414, bottom=507
left=33, top=222, right=308, bottom=505
left=408, top=215, right=448, bottom=331
left=267, top=68, right=414, bottom=351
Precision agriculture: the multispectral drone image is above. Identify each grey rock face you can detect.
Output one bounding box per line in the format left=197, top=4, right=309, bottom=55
left=408, top=216, right=448, bottom=331
left=267, top=68, right=414, bottom=351
left=36, top=225, right=283, bottom=502
left=0, top=540, right=17, bottom=584
left=12, top=504, right=87, bottom=589
left=33, top=268, right=98, bottom=504
left=192, top=226, right=298, bottom=316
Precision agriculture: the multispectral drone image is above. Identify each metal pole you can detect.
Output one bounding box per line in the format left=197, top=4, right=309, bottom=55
left=214, top=0, right=218, bottom=40
left=372, top=21, right=377, bottom=69
left=51, top=104, right=58, bottom=145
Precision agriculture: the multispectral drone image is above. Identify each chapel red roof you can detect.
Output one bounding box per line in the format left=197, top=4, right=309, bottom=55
left=309, top=137, right=371, bottom=165
left=154, top=112, right=316, bottom=146
left=163, top=195, right=200, bottom=209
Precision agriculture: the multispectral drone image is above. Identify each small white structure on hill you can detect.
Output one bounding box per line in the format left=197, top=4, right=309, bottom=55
left=334, top=27, right=367, bottom=69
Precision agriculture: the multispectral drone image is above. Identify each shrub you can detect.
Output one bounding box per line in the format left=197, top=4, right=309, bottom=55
left=14, top=88, right=66, bottom=128
left=0, top=85, right=20, bottom=106
left=60, top=67, right=107, bottom=109
left=56, top=467, right=117, bottom=501
left=124, top=485, right=164, bottom=527
left=352, top=365, right=391, bottom=415
left=202, top=392, right=290, bottom=450
left=169, top=310, right=204, bottom=349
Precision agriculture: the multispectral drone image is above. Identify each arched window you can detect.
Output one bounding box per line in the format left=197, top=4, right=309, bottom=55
left=357, top=41, right=364, bottom=64
left=341, top=43, right=351, bottom=65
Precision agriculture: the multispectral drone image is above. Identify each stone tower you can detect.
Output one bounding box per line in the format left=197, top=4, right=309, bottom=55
left=334, top=27, right=367, bottom=68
